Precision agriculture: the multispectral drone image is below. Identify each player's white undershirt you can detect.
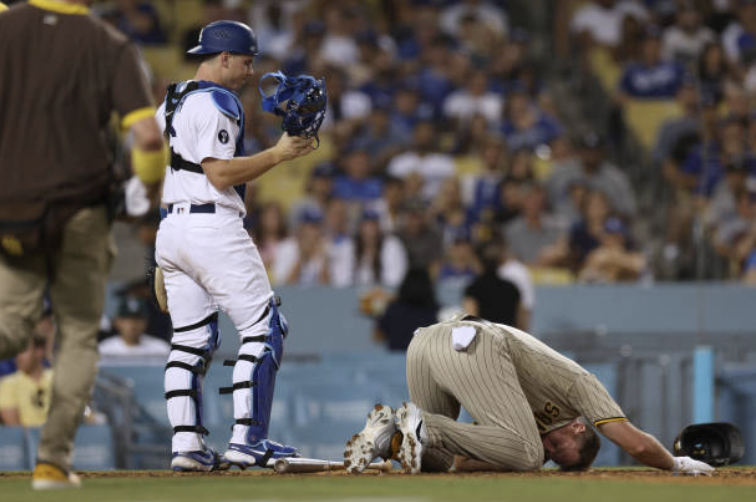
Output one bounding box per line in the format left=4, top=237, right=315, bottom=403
left=157, top=90, right=247, bottom=216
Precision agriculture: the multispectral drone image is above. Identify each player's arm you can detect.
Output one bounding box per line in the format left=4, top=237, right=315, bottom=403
left=598, top=420, right=712, bottom=475
left=598, top=420, right=673, bottom=469
left=129, top=115, right=166, bottom=185
left=202, top=133, right=314, bottom=191
left=113, top=39, right=165, bottom=185
left=0, top=407, right=21, bottom=426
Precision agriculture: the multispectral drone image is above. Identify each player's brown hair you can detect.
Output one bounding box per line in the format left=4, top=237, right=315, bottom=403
left=561, top=418, right=601, bottom=472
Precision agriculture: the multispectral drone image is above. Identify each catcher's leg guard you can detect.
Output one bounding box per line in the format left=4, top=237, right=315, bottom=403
left=221, top=299, right=296, bottom=467
left=165, top=312, right=220, bottom=454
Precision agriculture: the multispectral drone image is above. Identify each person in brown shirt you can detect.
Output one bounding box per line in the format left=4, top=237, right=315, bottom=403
left=0, top=0, right=164, bottom=489
left=345, top=315, right=714, bottom=476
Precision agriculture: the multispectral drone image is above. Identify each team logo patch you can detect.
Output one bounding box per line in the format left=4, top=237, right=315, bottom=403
left=218, top=129, right=229, bottom=144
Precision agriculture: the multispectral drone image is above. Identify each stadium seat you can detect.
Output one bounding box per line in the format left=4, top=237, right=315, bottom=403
left=254, top=137, right=336, bottom=211
left=99, top=365, right=169, bottom=425
left=623, top=99, right=682, bottom=152
left=454, top=155, right=485, bottom=178
left=0, top=427, right=27, bottom=470
left=588, top=47, right=621, bottom=91
left=140, top=46, right=185, bottom=81
left=529, top=266, right=575, bottom=285
left=581, top=362, right=622, bottom=466
left=23, top=425, right=116, bottom=470
left=72, top=425, right=117, bottom=470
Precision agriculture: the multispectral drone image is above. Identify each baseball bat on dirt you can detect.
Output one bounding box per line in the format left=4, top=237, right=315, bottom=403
left=273, top=457, right=392, bottom=474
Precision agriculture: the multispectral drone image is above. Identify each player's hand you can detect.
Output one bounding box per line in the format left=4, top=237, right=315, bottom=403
left=672, top=456, right=714, bottom=476
left=274, top=133, right=316, bottom=162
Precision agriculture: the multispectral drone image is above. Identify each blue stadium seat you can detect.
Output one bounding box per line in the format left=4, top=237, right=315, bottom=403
left=0, top=427, right=27, bottom=470
left=72, top=425, right=116, bottom=470
left=582, top=362, right=622, bottom=467
left=24, top=425, right=116, bottom=470
left=99, top=365, right=168, bottom=425
left=286, top=377, right=387, bottom=459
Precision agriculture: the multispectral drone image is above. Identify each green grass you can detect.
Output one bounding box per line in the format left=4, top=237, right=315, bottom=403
left=1, top=473, right=754, bottom=502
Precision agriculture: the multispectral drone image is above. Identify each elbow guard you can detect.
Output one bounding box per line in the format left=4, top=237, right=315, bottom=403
left=132, top=145, right=167, bottom=184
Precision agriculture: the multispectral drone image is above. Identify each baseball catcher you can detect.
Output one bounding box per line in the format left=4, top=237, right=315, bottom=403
left=155, top=20, right=315, bottom=472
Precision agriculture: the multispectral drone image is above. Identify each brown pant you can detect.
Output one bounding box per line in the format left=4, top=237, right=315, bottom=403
left=406, top=321, right=544, bottom=472
left=0, top=206, right=113, bottom=471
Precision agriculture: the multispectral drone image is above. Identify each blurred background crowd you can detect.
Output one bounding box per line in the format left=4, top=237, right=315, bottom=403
left=3, top=0, right=756, bottom=361
left=77, top=0, right=755, bottom=291
left=3, top=1, right=756, bottom=467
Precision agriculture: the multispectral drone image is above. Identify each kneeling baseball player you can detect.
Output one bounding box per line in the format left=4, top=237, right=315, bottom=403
left=155, top=20, right=323, bottom=471
left=344, top=314, right=714, bottom=476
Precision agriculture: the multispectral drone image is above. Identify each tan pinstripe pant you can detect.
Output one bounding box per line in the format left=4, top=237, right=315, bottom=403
left=406, top=321, right=545, bottom=472
left=0, top=206, right=113, bottom=471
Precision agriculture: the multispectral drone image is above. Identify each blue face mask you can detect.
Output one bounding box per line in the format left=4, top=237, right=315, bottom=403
left=258, top=71, right=327, bottom=146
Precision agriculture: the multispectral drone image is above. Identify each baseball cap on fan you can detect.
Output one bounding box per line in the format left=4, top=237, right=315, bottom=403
left=116, top=296, right=149, bottom=319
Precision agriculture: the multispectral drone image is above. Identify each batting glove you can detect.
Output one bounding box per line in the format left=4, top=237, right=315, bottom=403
left=672, top=456, right=715, bottom=476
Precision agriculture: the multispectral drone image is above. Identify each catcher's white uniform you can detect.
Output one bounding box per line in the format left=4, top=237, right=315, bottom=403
left=155, top=81, right=287, bottom=463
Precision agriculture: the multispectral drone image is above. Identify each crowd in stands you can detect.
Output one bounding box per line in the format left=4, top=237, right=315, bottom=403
left=2, top=0, right=756, bottom=431
left=0, top=291, right=164, bottom=426
left=3, top=0, right=755, bottom=359
left=565, top=0, right=756, bottom=282
left=71, top=0, right=756, bottom=348
left=92, top=0, right=656, bottom=291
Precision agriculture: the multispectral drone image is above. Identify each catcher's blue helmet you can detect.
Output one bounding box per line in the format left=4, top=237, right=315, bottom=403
left=187, top=20, right=259, bottom=56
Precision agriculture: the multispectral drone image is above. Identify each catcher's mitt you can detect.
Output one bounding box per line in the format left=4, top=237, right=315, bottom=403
left=147, top=265, right=169, bottom=313
left=259, top=71, right=327, bottom=145
left=673, top=422, right=744, bottom=466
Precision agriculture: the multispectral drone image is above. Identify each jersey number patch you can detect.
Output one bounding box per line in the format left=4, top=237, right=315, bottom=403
left=218, top=129, right=229, bottom=144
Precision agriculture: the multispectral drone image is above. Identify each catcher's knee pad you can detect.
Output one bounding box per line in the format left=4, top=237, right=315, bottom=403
left=165, top=312, right=220, bottom=438
left=221, top=299, right=287, bottom=443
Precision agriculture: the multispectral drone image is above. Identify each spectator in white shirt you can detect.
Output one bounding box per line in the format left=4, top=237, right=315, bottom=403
left=570, top=0, right=648, bottom=49
left=661, top=2, right=715, bottom=66
left=99, top=296, right=170, bottom=360
left=442, top=69, right=503, bottom=127
left=387, top=121, right=456, bottom=202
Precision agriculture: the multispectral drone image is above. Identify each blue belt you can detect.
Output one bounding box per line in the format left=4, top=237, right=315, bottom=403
left=167, top=203, right=215, bottom=214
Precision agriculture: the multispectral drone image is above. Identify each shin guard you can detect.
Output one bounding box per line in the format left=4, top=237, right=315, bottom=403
left=165, top=312, right=220, bottom=452
left=221, top=299, right=287, bottom=444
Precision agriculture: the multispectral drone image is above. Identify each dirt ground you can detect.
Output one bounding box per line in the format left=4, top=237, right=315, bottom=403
left=3, top=467, right=756, bottom=485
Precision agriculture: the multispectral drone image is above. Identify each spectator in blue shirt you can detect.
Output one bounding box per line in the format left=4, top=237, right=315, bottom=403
left=282, top=20, right=325, bottom=76
left=416, top=34, right=457, bottom=116
left=351, top=103, right=408, bottom=172
left=618, top=26, right=685, bottom=100
left=388, top=79, right=435, bottom=139
left=501, top=86, right=563, bottom=152
left=333, top=146, right=384, bottom=208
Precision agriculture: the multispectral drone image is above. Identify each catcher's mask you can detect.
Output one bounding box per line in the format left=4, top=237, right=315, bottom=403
left=259, top=71, right=327, bottom=146
left=673, top=422, right=744, bottom=466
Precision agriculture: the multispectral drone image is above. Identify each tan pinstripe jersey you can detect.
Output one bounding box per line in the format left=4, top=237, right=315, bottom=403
left=438, top=316, right=627, bottom=433
left=492, top=322, right=627, bottom=433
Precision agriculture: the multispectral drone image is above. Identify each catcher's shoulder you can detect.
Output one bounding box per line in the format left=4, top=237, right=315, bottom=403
left=209, top=89, right=243, bottom=121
